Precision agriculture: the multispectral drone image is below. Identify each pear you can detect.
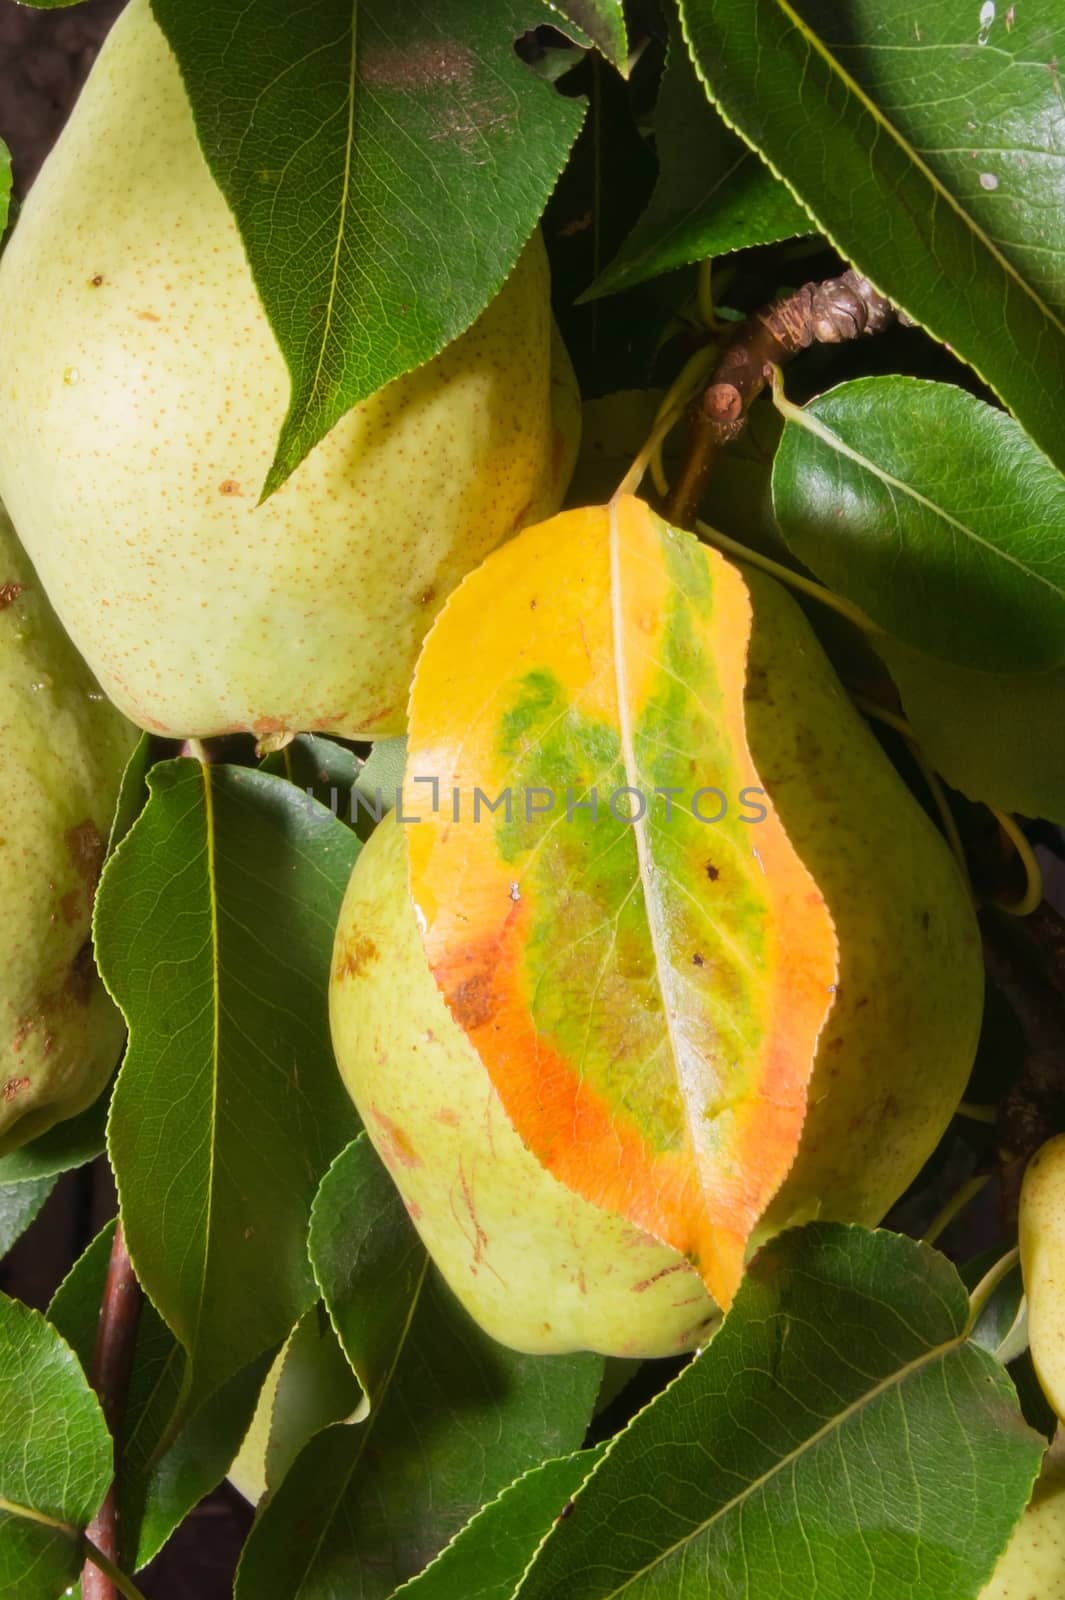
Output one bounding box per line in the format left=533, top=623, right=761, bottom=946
left=1020, top=1133, right=1065, bottom=1423
left=330, top=819, right=721, bottom=1358
left=0, top=506, right=137, bottom=1155
left=980, top=1444, right=1065, bottom=1598
left=0, top=0, right=578, bottom=743
left=329, top=562, right=982, bottom=1355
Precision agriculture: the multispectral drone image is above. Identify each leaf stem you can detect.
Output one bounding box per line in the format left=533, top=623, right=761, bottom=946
left=967, top=1246, right=1020, bottom=1330
left=990, top=806, right=1044, bottom=917
left=921, top=1173, right=990, bottom=1247
left=81, top=1220, right=144, bottom=1600
left=694, top=518, right=880, bottom=636
left=81, top=1536, right=149, bottom=1600
left=615, top=343, right=718, bottom=501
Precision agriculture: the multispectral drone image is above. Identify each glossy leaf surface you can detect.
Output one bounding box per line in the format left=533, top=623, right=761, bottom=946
left=774, top=378, right=1065, bottom=672
left=94, top=761, right=360, bottom=1435
left=151, top=0, right=586, bottom=494
left=678, top=0, right=1065, bottom=477
left=515, top=1225, right=1045, bottom=1600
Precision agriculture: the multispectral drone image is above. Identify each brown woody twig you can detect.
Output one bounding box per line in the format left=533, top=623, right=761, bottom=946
left=667, top=268, right=901, bottom=528
left=81, top=1220, right=144, bottom=1600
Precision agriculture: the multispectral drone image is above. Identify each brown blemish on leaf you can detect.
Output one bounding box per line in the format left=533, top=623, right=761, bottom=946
left=692, top=952, right=705, bottom=967
left=0, top=582, right=26, bottom=610
left=705, top=862, right=720, bottom=881
left=448, top=970, right=500, bottom=1032
left=3, top=1077, right=30, bottom=1102
left=371, top=1108, right=421, bottom=1170
left=361, top=40, right=476, bottom=92
left=335, top=932, right=378, bottom=982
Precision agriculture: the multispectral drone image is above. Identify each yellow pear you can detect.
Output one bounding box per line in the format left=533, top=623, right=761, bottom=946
left=1020, top=1134, right=1065, bottom=1423
left=329, top=557, right=983, bottom=1355
left=0, top=506, right=136, bottom=1155
left=0, top=0, right=578, bottom=742
left=980, top=1444, right=1065, bottom=1599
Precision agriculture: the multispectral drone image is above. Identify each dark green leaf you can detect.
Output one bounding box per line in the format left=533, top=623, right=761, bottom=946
left=0, top=1176, right=55, bottom=1258
left=546, top=2, right=625, bottom=68
left=0, top=1292, right=111, bottom=1598
left=591, top=28, right=808, bottom=297
left=94, top=760, right=360, bottom=1435
left=151, top=0, right=586, bottom=495
left=48, top=1219, right=270, bottom=1572
left=515, top=1224, right=1044, bottom=1600
left=0, top=1093, right=108, bottom=1185
left=394, top=1446, right=607, bottom=1600
left=678, top=0, right=1065, bottom=478
left=879, top=637, right=1065, bottom=823
left=773, top=378, right=1065, bottom=671
left=107, top=733, right=155, bottom=857
left=234, top=1136, right=603, bottom=1600
left=259, top=734, right=360, bottom=821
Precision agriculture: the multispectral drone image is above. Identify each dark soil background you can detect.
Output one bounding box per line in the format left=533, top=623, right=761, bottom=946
left=1, top=3, right=251, bottom=1594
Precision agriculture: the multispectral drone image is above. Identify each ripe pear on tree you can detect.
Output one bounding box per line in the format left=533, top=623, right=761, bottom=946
left=0, top=0, right=578, bottom=743
left=0, top=506, right=136, bottom=1156
left=329, top=542, right=984, bottom=1356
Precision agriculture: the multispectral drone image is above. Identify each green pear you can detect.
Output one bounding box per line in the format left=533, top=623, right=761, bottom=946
left=980, top=1444, right=1065, bottom=1598
left=0, top=0, right=578, bottom=743
left=329, top=565, right=982, bottom=1357
left=0, top=507, right=137, bottom=1155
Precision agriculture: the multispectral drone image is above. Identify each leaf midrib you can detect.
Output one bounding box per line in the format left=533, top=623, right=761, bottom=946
left=765, top=0, right=1065, bottom=337
left=565, top=1326, right=967, bottom=1600
left=784, top=394, right=1065, bottom=604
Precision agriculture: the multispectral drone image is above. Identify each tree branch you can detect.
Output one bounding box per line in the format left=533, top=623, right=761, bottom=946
left=667, top=268, right=901, bottom=528
left=81, top=1221, right=144, bottom=1600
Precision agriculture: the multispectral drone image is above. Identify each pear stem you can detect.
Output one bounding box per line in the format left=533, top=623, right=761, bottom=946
left=966, top=1246, right=1020, bottom=1330
left=81, top=1221, right=144, bottom=1600
left=921, top=1173, right=990, bottom=1247
left=694, top=518, right=881, bottom=636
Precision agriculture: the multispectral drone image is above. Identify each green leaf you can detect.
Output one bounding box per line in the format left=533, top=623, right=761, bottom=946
left=0, top=1292, right=111, bottom=1598
left=773, top=377, right=1065, bottom=672
left=878, top=638, right=1065, bottom=823
left=259, top=734, right=360, bottom=818
left=678, top=0, right=1065, bottom=479
left=234, top=1136, right=603, bottom=1600
left=150, top=0, right=586, bottom=495
left=107, top=733, right=155, bottom=857
left=94, top=760, right=360, bottom=1435
left=0, top=1093, right=108, bottom=1185
left=514, top=1224, right=1045, bottom=1600
left=48, top=1220, right=270, bottom=1573
left=394, top=1446, right=607, bottom=1600
left=591, top=28, right=809, bottom=297
left=0, top=1176, right=55, bottom=1258
left=546, top=2, right=626, bottom=69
